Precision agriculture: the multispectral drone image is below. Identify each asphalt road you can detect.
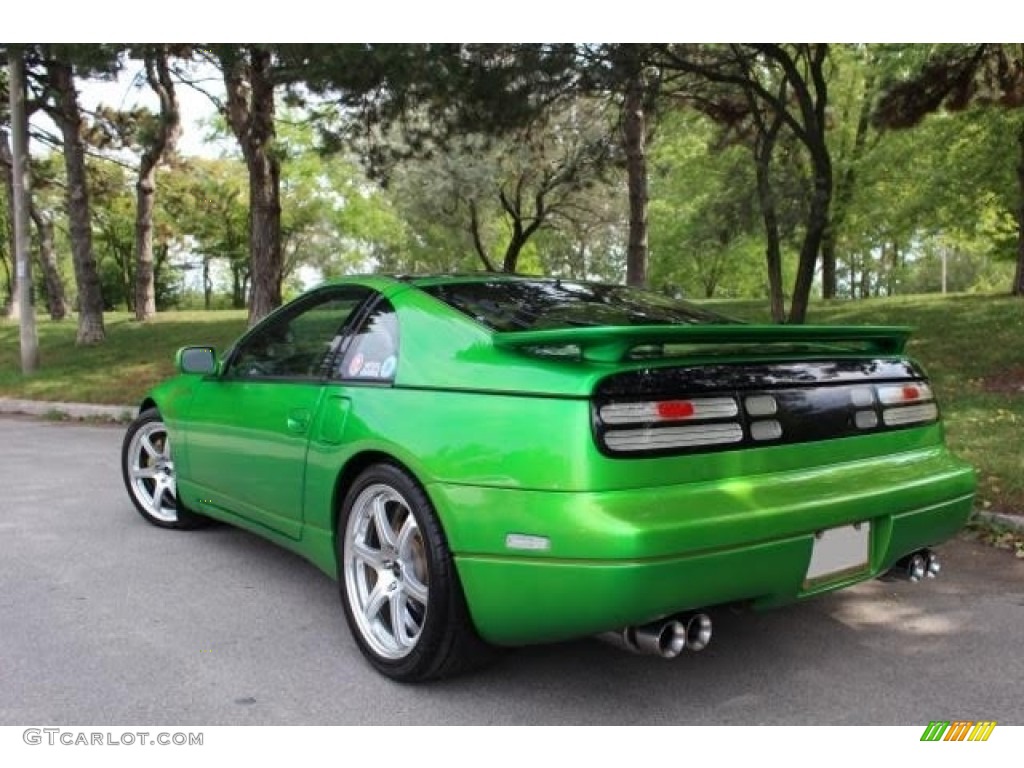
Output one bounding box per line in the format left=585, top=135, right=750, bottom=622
left=2, top=416, right=1023, bottom=726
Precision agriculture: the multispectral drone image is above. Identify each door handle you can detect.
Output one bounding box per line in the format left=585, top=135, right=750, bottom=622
left=286, top=409, right=311, bottom=434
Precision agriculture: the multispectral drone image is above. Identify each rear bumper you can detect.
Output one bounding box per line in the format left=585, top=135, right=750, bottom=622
left=427, top=446, right=975, bottom=645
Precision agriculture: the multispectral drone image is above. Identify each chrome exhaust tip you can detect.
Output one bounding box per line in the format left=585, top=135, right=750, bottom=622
left=925, top=550, right=941, bottom=578
left=597, top=613, right=713, bottom=658
left=683, top=613, right=713, bottom=652
left=907, top=552, right=927, bottom=582
left=882, top=549, right=939, bottom=582
left=634, top=619, right=687, bottom=659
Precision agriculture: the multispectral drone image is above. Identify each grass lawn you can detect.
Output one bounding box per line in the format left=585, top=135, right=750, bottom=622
left=2, top=292, right=1023, bottom=513
left=0, top=310, right=247, bottom=405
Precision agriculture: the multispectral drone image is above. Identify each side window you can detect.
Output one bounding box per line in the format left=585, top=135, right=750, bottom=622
left=228, top=287, right=370, bottom=380
left=336, top=299, right=399, bottom=382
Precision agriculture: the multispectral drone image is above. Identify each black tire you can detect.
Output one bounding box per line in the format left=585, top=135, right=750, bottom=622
left=337, top=463, right=493, bottom=682
left=121, top=408, right=209, bottom=530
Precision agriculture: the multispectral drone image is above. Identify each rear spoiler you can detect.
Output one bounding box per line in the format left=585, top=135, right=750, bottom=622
left=492, top=324, right=912, bottom=362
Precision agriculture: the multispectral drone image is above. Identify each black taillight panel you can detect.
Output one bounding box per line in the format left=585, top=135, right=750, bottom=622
left=592, top=359, right=939, bottom=458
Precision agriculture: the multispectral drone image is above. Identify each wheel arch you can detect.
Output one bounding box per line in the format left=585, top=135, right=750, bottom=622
left=332, top=450, right=431, bottom=538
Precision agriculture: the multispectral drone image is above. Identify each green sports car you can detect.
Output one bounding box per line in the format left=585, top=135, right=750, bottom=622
left=121, top=274, right=976, bottom=681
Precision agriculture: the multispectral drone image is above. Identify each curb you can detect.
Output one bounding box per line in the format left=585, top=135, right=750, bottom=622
left=0, top=397, right=135, bottom=423
left=971, top=510, right=1024, bottom=534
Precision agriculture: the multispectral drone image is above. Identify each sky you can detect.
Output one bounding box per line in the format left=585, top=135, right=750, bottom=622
left=6, top=2, right=1021, bottom=44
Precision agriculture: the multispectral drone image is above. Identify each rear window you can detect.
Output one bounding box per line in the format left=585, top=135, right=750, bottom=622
left=421, top=280, right=735, bottom=332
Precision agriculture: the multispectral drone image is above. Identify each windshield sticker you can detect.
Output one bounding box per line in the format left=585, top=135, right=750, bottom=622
left=360, top=361, right=381, bottom=378
left=380, top=356, right=397, bottom=378
left=348, top=353, right=365, bottom=377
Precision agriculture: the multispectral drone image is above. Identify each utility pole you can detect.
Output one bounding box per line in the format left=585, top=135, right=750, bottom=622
left=10, top=45, right=39, bottom=373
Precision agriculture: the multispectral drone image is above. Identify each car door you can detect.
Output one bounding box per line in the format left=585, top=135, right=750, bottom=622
left=182, top=286, right=372, bottom=539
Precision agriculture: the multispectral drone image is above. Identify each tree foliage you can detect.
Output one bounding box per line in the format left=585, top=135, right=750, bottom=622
left=875, top=43, right=1024, bottom=297
left=2, top=42, right=1022, bottom=359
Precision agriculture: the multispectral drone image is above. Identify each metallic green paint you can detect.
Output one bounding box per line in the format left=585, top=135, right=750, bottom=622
left=493, top=323, right=912, bottom=361
left=183, top=379, right=325, bottom=539
left=139, top=274, right=976, bottom=650
left=453, top=494, right=972, bottom=644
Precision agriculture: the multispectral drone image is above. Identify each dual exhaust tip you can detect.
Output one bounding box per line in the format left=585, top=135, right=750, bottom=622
left=600, top=549, right=941, bottom=658
left=599, top=613, right=712, bottom=659
left=885, top=548, right=941, bottom=582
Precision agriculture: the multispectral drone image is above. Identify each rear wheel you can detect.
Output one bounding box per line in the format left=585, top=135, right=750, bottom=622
left=121, top=408, right=208, bottom=530
left=338, top=463, right=491, bottom=681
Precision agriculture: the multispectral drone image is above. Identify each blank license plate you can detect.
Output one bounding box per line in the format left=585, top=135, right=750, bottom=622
left=805, top=522, right=870, bottom=585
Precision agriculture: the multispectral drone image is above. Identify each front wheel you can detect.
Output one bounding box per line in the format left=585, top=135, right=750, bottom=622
left=121, top=408, right=208, bottom=530
left=338, top=463, right=491, bottom=682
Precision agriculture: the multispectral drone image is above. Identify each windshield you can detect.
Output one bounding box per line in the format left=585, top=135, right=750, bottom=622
left=421, top=279, right=736, bottom=332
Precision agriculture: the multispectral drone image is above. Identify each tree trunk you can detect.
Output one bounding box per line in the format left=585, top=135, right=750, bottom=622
left=203, top=255, right=212, bottom=310
left=222, top=47, right=282, bottom=326
left=135, top=164, right=158, bottom=318
left=623, top=69, right=648, bottom=287
left=466, top=200, right=497, bottom=271
left=29, top=205, right=69, bottom=320
left=786, top=48, right=833, bottom=324
left=119, top=245, right=134, bottom=312
left=495, top=180, right=547, bottom=274
left=1013, top=118, right=1024, bottom=297
left=246, top=149, right=282, bottom=322
left=231, top=263, right=244, bottom=309
left=758, top=170, right=785, bottom=322
left=9, top=47, right=39, bottom=373
left=502, top=230, right=527, bottom=273
left=879, top=242, right=888, bottom=298
left=822, top=68, right=875, bottom=300
left=0, top=127, right=19, bottom=319
left=753, top=122, right=786, bottom=323
left=821, top=228, right=837, bottom=300
left=135, top=49, right=182, bottom=321
left=229, top=263, right=250, bottom=309
left=46, top=57, right=106, bottom=343
left=888, top=242, right=900, bottom=296
left=758, top=45, right=833, bottom=325
left=864, top=247, right=872, bottom=296
left=153, top=242, right=168, bottom=310
left=0, top=253, right=11, bottom=313
left=788, top=147, right=833, bottom=324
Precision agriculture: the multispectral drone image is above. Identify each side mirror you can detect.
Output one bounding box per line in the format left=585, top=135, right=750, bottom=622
left=176, top=346, right=218, bottom=375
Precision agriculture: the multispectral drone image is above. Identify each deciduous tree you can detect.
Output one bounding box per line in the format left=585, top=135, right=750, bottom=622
left=133, top=46, right=183, bottom=320
left=875, top=43, right=1024, bottom=297
left=216, top=45, right=282, bottom=324
left=656, top=44, right=834, bottom=323
left=32, top=45, right=119, bottom=342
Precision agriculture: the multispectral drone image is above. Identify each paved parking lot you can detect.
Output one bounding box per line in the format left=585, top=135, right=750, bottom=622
left=2, top=416, right=1023, bottom=725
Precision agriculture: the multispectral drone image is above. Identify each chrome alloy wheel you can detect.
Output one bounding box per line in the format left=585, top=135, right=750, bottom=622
left=343, top=483, right=430, bottom=660
left=125, top=419, right=179, bottom=523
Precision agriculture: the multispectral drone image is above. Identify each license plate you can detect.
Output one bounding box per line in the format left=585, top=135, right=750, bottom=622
left=804, top=522, right=870, bottom=586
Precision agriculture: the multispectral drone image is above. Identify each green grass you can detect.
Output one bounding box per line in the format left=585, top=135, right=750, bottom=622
left=0, top=311, right=247, bottom=405
left=2, top=293, right=1023, bottom=512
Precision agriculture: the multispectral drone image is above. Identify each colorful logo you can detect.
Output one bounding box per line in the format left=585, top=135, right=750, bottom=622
left=920, top=721, right=996, bottom=742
